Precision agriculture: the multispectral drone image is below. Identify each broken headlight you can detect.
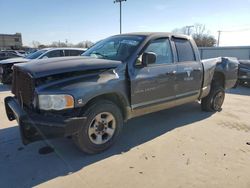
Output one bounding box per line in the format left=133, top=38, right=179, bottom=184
left=38, top=94, right=74, bottom=110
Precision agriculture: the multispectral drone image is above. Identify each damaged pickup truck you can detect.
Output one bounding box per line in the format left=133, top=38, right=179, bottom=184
left=4, top=32, right=238, bottom=154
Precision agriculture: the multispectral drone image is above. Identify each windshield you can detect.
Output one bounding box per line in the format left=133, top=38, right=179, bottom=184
left=25, top=49, right=48, bottom=59
left=82, top=35, right=145, bottom=61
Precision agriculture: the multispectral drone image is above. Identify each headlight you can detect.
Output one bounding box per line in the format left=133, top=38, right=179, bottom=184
left=38, top=94, right=74, bottom=110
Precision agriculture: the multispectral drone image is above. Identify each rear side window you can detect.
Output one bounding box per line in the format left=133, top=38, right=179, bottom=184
left=70, top=50, right=83, bottom=56
left=46, top=50, right=64, bottom=58
left=174, top=38, right=195, bottom=62
left=8, top=52, right=19, bottom=57
left=65, top=50, right=83, bottom=56
left=64, top=50, right=70, bottom=56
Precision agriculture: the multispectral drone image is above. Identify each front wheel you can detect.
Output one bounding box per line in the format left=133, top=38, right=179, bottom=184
left=201, top=86, right=225, bottom=112
left=73, top=100, right=123, bottom=154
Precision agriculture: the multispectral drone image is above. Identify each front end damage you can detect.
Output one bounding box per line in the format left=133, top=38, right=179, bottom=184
left=5, top=96, right=86, bottom=145
left=4, top=65, right=88, bottom=145
left=5, top=57, right=123, bottom=145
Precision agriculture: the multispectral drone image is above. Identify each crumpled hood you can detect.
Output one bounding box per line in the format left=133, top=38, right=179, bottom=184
left=15, top=56, right=122, bottom=78
left=0, top=57, right=29, bottom=64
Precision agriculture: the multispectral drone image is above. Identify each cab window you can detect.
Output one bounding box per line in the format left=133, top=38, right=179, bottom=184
left=137, top=38, right=173, bottom=65
left=46, top=50, right=64, bottom=58
left=174, top=38, right=195, bottom=62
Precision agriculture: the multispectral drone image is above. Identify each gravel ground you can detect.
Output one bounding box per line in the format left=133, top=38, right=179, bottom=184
left=0, top=84, right=250, bottom=188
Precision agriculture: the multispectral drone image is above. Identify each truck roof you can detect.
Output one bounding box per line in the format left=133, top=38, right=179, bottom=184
left=119, top=32, right=190, bottom=39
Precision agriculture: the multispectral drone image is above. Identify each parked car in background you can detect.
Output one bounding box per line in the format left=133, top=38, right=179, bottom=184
left=238, top=60, right=250, bottom=86
left=4, top=32, right=238, bottom=154
left=1, top=50, right=25, bottom=57
left=16, top=50, right=26, bottom=55
left=0, top=51, right=23, bottom=61
left=0, top=48, right=86, bottom=84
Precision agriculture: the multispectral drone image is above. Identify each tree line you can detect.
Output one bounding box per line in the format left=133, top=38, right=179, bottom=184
left=172, top=23, right=217, bottom=47
left=31, top=40, right=94, bottom=49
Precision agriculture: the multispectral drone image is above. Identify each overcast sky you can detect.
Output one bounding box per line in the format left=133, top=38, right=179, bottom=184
left=1, top=0, right=250, bottom=46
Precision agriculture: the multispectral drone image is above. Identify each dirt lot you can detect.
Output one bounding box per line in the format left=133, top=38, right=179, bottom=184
left=0, top=84, right=250, bottom=188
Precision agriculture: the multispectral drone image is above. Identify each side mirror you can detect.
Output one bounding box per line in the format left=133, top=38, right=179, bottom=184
left=142, top=52, right=156, bottom=66
left=42, top=56, right=48, bottom=59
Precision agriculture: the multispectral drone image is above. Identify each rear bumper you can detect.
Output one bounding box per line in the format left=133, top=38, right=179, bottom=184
left=238, top=68, right=250, bottom=82
left=4, top=96, right=86, bottom=145
left=238, top=76, right=250, bottom=82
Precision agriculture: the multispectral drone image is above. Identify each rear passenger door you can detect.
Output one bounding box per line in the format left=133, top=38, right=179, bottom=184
left=173, top=37, right=203, bottom=98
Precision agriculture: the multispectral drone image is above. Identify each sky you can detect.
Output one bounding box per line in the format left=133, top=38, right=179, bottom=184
left=1, top=0, right=250, bottom=47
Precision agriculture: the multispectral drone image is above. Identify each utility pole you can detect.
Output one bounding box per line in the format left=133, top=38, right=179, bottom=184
left=217, top=30, right=221, bottom=47
left=114, top=0, right=126, bottom=34
left=186, top=25, right=194, bottom=35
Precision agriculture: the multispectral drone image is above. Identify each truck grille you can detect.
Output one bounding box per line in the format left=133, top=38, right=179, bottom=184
left=12, top=67, right=34, bottom=107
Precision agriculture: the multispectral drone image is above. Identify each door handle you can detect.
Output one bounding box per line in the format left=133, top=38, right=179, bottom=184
left=166, top=71, right=177, bottom=76
left=194, top=68, right=202, bottom=71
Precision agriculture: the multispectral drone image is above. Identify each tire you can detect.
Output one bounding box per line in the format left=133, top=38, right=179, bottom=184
left=201, top=86, right=225, bottom=112
left=73, top=100, right=123, bottom=154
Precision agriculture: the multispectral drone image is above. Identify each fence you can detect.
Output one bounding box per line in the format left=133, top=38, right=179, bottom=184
left=199, top=46, right=250, bottom=60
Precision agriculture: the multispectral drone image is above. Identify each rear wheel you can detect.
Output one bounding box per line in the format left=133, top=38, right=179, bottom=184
left=73, top=100, right=123, bottom=154
left=201, top=86, right=225, bottom=112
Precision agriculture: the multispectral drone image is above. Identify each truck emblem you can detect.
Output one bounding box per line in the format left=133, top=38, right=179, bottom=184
left=184, top=67, right=193, bottom=77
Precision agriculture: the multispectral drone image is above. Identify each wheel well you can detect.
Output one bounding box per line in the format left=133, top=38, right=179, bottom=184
left=212, top=72, right=225, bottom=88
left=83, top=93, right=129, bottom=121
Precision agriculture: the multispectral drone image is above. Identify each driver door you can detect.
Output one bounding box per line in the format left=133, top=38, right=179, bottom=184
left=130, top=38, right=177, bottom=109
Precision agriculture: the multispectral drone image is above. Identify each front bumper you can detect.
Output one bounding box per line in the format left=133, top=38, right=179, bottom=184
left=4, top=96, right=86, bottom=145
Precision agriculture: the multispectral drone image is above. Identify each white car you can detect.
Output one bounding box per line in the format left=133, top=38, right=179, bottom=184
left=0, top=48, right=86, bottom=84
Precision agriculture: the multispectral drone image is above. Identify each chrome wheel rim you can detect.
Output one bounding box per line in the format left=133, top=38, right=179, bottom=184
left=213, top=91, right=224, bottom=110
left=88, top=112, right=116, bottom=145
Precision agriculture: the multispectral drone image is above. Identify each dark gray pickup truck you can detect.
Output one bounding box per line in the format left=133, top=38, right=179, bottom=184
left=4, top=32, right=238, bottom=154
